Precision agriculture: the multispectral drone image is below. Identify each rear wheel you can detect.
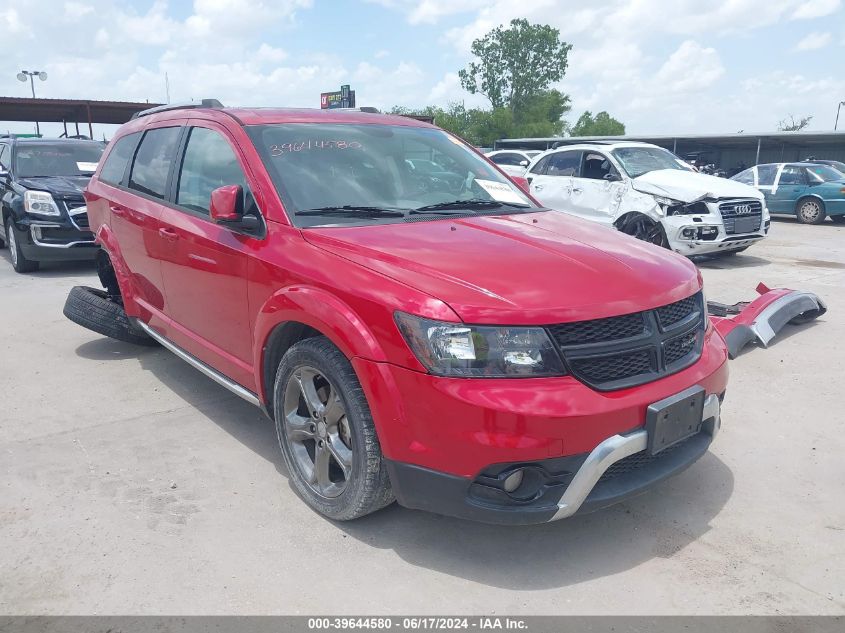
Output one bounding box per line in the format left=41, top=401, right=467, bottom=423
left=796, top=198, right=826, bottom=225
left=5, top=217, right=39, bottom=273
left=273, top=336, right=393, bottom=520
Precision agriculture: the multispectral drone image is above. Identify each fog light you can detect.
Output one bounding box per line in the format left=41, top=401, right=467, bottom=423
left=681, top=228, right=696, bottom=239
left=503, top=469, right=524, bottom=493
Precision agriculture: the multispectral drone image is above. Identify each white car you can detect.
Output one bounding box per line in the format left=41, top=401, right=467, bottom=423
left=525, top=142, right=770, bottom=256
left=485, top=150, right=541, bottom=177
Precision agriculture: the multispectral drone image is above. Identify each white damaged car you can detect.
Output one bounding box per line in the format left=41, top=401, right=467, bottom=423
left=525, top=141, right=770, bottom=256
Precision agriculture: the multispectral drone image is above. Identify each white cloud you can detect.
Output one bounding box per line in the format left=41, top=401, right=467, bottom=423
left=791, top=0, right=841, bottom=19
left=255, top=43, right=288, bottom=64
left=794, top=31, right=833, bottom=50
left=374, top=49, right=390, bottom=59
left=654, top=41, right=724, bottom=92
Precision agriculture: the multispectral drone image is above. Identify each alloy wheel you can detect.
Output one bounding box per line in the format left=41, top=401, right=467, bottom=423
left=625, top=216, right=669, bottom=248
left=282, top=366, right=353, bottom=498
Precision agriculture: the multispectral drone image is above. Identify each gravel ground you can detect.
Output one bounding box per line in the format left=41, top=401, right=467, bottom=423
left=0, top=218, right=843, bottom=615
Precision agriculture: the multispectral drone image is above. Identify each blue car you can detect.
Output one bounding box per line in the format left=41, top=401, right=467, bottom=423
left=732, top=162, right=845, bottom=225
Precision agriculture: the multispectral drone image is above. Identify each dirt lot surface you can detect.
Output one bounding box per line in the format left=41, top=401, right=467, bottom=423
left=1, top=218, right=843, bottom=615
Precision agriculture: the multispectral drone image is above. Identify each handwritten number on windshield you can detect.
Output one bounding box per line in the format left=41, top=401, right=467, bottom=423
left=271, top=140, right=363, bottom=156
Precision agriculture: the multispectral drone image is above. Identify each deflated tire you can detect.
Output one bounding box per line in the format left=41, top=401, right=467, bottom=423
left=63, top=286, right=157, bottom=346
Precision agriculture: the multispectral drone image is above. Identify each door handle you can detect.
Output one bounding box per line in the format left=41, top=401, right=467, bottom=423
left=572, top=187, right=583, bottom=194
left=158, top=227, right=179, bottom=242
left=533, top=184, right=544, bottom=191
left=110, top=205, right=127, bottom=217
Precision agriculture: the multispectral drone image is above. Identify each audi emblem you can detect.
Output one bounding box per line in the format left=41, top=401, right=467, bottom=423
left=734, top=204, right=752, bottom=215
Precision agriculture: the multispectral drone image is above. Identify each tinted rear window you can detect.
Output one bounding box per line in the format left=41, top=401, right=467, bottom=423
left=129, top=127, right=182, bottom=199
left=99, top=132, right=141, bottom=186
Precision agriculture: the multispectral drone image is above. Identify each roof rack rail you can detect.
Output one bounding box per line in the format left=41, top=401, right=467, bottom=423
left=331, top=106, right=381, bottom=114
left=132, top=98, right=224, bottom=120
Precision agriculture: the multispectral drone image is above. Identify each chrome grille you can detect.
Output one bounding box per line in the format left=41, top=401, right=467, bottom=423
left=548, top=292, right=705, bottom=391
left=719, top=199, right=762, bottom=235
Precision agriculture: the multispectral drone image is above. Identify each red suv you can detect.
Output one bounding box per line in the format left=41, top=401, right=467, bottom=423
left=67, top=102, right=728, bottom=524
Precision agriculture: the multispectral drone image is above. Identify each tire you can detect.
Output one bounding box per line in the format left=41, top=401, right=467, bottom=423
left=617, top=214, right=670, bottom=248
left=796, top=198, right=826, bottom=225
left=830, top=214, right=845, bottom=224
left=5, top=217, right=39, bottom=273
left=273, top=336, right=393, bottom=520
left=63, top=286, right=157, bottom=346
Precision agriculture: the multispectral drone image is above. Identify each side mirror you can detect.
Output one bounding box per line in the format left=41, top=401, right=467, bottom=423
left=511, top=176, right=531, bottom=194
left=210, top=185, right=243, bottom=222
left=603, top=173, right=622, bottom=182
left=519, top=160, right=529, bottom=167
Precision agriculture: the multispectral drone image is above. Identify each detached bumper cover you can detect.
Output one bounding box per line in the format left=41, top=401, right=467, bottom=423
left=709, top=283, right=827, bottom=359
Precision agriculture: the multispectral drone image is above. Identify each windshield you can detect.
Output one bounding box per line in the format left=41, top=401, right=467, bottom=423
left=246, top=123, right=536, bottom=227
left=14, top=143, right=104, bottom=178
left=611, top=146, right=693, bottom=178
left=805, top=164, right=844, bottom=182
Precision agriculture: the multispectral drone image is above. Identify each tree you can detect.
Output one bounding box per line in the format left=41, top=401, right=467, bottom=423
left=570, top=111, right=626, bottom=137
left=777, top=114, right=812, bottom=131
left=458, top=18, right=572, bottom=113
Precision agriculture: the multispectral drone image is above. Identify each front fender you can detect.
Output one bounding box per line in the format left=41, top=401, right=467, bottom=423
left=253, top=285, right=393, bottom=403
left=95, top=224, right=141, bottom=317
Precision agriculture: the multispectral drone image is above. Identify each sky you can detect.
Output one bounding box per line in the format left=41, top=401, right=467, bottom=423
left=1, top=0, right=844, bottom=139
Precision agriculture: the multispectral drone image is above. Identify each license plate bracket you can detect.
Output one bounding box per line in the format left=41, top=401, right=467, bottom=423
left=646, top=386, right=705, bottom=455
left=733, top=216, right=760, bottom=233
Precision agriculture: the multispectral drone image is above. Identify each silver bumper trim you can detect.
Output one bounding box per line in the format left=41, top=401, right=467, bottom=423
left=550, top=392, right=720, bottom=521
left=30, top=224, right=95, bottom=249
left=751, top=291, right=827, bottom=347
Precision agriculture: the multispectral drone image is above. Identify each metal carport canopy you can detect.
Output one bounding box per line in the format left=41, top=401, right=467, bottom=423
left=0, top=96, right=162, bottom=136
left=494, top=131, right=845, bottom=151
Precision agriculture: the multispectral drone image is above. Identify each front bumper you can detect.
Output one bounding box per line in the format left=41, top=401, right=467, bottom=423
left=353, top=326, right=729, bottom=523
left=663, top=213, right=769, bottom=256
left=12, top=218, right=98, bottom=262
left=386, top=393, right=721, bottom=525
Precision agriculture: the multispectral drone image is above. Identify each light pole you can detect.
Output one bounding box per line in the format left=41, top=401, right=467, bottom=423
left=836, top=101, right=845, bottom=131
left=16, top=70, right=48, bottom=136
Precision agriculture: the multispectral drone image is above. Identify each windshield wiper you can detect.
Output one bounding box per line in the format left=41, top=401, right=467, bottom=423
left=296, top=206, right=407, bottom=218
left=411, top=199, right=530, bottom=214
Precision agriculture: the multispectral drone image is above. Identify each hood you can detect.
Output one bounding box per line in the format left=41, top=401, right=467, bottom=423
left=303, top=211, right=700, bottom=325
left=17, top=175, right=91, bottom=198
left=632, top=169, right=763, bottom=202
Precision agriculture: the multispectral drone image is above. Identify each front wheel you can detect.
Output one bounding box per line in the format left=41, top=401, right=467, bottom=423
left=5, top=217, right=39, bottom=273
left=796, top=198, right=826, bottom=225
left=617, top=214, right=670, bottom=248
left=273, top=336, right=393, bottom=520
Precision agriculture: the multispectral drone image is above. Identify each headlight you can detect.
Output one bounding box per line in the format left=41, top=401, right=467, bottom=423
left=653, top=195, right=681, bottom=207
left=24, top=190, right=61, bottom=217
left=394, top=312, right=567, bottom=377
